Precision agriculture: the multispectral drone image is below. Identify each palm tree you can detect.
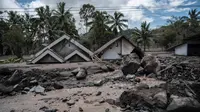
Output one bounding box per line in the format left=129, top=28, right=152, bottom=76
left=53, top=2, right=78, bottom=38
left=132, top=21, right=152, bottom=51
left=107, top=12, right=128, bottom=35
left=87, top=11, right=110, bottom=50
left=183, top=9, right=200, bottom=28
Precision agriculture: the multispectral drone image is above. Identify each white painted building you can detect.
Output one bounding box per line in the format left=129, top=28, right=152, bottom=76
left=169, top=34, right=200, bottom=56
left=94, top=36, right=136, bottom=60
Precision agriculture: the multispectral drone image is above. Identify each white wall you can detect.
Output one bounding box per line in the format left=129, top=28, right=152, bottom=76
left=101, top=41, right=121, bottom=60
left=122, top=38, right=135, bottom=55
left=175, top=44, right=188, bottom=56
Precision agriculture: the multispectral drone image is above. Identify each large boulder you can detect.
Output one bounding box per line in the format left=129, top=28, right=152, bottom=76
left=140, top=55, right=160, bottom=74
left=167, top=97, right=200, bottom=111
left=7, top=70, right=23, bottom=85
left=76, top=69, right=87, bottom=80
left=0, top=83, right=13, bottom=94
left=121, top=61, right=140, bottom=76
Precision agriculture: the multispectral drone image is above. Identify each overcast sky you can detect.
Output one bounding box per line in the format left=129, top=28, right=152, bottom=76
left=1, top=0, right=200, bottom=33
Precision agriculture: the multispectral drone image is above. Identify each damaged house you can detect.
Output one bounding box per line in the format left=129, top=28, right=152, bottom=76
left=94, top=36, right=141, bottom=60
left=168, top=33, right=200, bottom=56
left=31, top=35, right=93, bottom=64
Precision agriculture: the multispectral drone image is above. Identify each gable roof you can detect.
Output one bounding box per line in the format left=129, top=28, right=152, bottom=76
left=32, top=49, right=64, bottom=64
left=64, top=50, right=91, bottom=61
left=35, top=35, right=93, bottom=57
left=167, top=33, right=200, bottom=51
left=94, top=36, right=136, bottom=54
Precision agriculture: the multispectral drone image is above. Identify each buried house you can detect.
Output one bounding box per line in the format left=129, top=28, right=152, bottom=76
left=31, top=35, right=93, bottom=64
left=168, top=34, right=200, bottom=56
left=94, top=36, right=142, bottom=60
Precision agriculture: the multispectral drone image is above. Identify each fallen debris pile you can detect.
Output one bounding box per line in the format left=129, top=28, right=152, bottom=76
left=158, top=59, right=200, bottom=81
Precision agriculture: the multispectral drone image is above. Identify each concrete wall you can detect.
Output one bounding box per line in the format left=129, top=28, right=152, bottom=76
left=175, top=44, right=188, bottom=56
left=51, top=39, right=90, bottom=61
left=101, top=41, right=121, bottom=60
left=122, top=38, right=135, bottom=55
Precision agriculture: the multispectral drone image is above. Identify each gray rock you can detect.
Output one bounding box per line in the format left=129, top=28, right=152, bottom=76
left=76, top=69, right=87, bottom=80
left=79, top=107, right=83, bottom=112
left=121, top=61, right=140, bottom=76
left=141, top=55, right=160, bottom=74
left=24, top=87, right=30, bottom=91
left=30, top=80, right=38, bottom=85
left=60, top=71, right=73, bottom=77
left=96, top=91, right=102, bottom=96
left=44, top=109, right=58, bottom=112
left=0, top=83, right=13, bottom=93
left=7, top=70, right=22, bottom=85
left=167, top=97, right=200, bottom=111
left=93, top=80, right=103, bottom=86
left=30, top=85, right=45, bottom=93
left=136, top=83, right=149, bottom=90
left=153, top=92, right=167, bottom=108
left=53, top=82, right=64, bottom=89
left=67, top=100, right=75, bottom=106
left=126, top=74, right=135, bottom=80
left=71, top=68, right=81, bottom=76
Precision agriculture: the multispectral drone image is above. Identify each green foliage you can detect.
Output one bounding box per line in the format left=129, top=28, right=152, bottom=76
left=3, top=25, right=25, bottom=58
left=0, top=57, right=23, bottom=64
left=132, top=21, right=152, bottom=51
left=107, top=12, right=128, bottom=35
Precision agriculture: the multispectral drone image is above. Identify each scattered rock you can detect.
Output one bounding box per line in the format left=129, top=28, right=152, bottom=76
left=136, top=83, right=149, bottom=90
left=53, top=82, right=64, bottom=89
left=21, top=91, right=27, bottom=94
left=10, top=109, right=15, bottom=112
left=71, top=68, right=81, bottom=76
left=126, top=74, right=135, bottom=80
left=134, top=78, right=141, bottom=83
left=167, top=97, right=200, bottom=111
left=93, top=80, right=103, bottom=86
left=79, top=107, right=83, bottom=112
left=60, top=71, right=73, bottom=77
left=30, top=80, right=38, bottom=85
left=121, top=61, right=140, bottom=76
left=96, top=91, right=102, bottom=96
left=24, top=87, right=30, bottom=91
left=99, top=98, right=105, bottom=103
left=67, top=100, right=75, bottom=106
left=39, top=106, right=48, bottom=111
left=153, top=92, right=167, bottom=108
left=30, top=85, right=45, bottom=94
left=44, top=109, right=58, bottom=112
left=141, top=55, right=160, bottom=75
left=0, top=83, right=13, bottom=94
left=7, top=70, right=22, bottom=85
left=105, top=108, right=110, bottom=112
left=76, top=69, right=87, bottom=80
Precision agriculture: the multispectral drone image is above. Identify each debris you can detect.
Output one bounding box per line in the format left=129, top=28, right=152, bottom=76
left=60, top=71, right=73, bottom=77
left=136, top=83, right=149, bottom=90
left=30, top=85, right=45, bottom=94
left=79, top=107, right=83, bottom=112
left=7, top=70, right=22, bottom=85
left=71, top=68, right=81, bottom=76
left=96, top=91, right=102, bottom=96
left=125, top=74, right=135, bottom=80
left=93, top=80, right=104, bottom=86
left=76, top=69, right=87, bottom=80
left=121, top=61, right=140, bottom=76
left=67, top=100, right=75, bottom=106
left=0, top=83, right=13, bottom=94
left=167, top=97, right=200, bottom=111
left=53, top=82, right=64, bottom=89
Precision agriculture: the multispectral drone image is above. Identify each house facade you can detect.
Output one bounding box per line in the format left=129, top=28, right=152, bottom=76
left=31, top=35, right=93, bottom=64
left=168, top=34, right=200, bottom=56
left=94, top=36, right=137, bottom=60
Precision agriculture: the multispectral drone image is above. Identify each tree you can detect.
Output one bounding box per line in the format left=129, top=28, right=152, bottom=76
left=183, top=9, right=200, bottom=28
left=3, top=25, right=24, bottom=58
left=87, top=11, right=111, bottom=50
left=107, top=12, right=128, bottom=35
left=79, top=4, right=95, bottom=33
left=132, top=21, right=152, bottom=51
left=54, top=2, right=78, bottom=39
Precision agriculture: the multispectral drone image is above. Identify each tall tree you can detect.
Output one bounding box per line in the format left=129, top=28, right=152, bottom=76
left=87, top=11, right=112, bottom=50
left=79, top=4, right=95, bottom=33
left=107, top=12, right=128, bottom=35
left=183, top=9, right=200, bottom=28
left=54, top=2, right=78, bottom=39
left=132, top=21, right=152, bottom=51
